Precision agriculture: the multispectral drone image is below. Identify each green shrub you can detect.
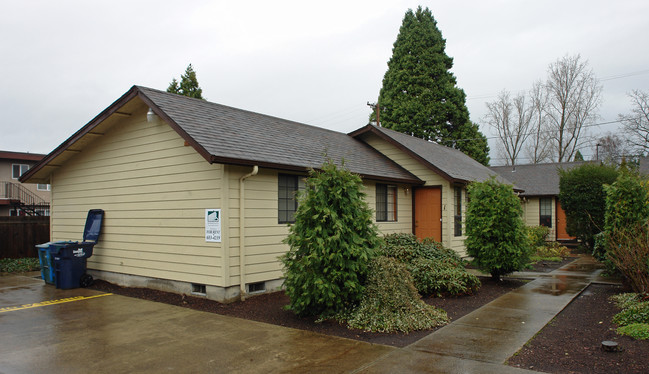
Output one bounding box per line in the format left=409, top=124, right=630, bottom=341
left=558, top=163, right=618, bottom=250
left=346, top=256, right=448, bottom=333
left=612, top=301, right=649, bottom=326
left=465, top=177, right=531, bottom=280
left=281, top=160, right=379, bottom=318
left=527, top=226, right=550, bottom=248
left=409, top=258, right=480, bottom=296
left=379, top=233, right=479, bottom=296
left=610, top=293, right=641, bottom=310
left=534, top=242, right=571, bottom=259
left=603, top=171, right=649, bottom=293
left=617, top=323, right=649, bottom=340
left=0, top=258, right=40, bottom=273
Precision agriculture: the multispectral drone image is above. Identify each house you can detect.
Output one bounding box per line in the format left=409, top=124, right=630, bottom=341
left=0, top=150, right=50, bottom=216
left=21, top=85, right=510, bottom=301
left=490, top=162, right=589, bottom=242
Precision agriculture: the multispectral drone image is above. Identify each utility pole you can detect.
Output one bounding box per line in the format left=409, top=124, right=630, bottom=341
left=367, top=102, right=381, bottom=127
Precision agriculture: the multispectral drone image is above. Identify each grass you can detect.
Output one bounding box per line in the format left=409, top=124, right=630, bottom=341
left=0, top=258, right=41, bottom=273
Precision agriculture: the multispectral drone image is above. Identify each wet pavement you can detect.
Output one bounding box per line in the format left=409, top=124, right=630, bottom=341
left=0, top=255, right=606, bottom=373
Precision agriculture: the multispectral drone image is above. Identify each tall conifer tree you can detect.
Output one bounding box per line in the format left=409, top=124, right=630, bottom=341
left=375, top=7, right=489, bottom=165
left=167, top=64, right=204, bottom=99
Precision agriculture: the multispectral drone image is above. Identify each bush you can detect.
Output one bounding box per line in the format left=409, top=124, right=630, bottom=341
left=465, top=177, right=531, bottom=280
left=610, top=293, right=642, bottom=310
left=346, top=256, right=448, bottom=333
left=527, top=226, right=550, bottom=248
left=612, top=301, right=649, bottom=326
left=558, top=163, right=618, bottom=250
left=603, top=171, right=649, bottom=292
left=379, top=233, right=480, bottom=296
left=617, top=323, right=649, bottom=340
left=0, top=258, right=40, bottom=273
left=534, top=242, right=571, bottom=259
left=281, top=160, right=379, bottom=318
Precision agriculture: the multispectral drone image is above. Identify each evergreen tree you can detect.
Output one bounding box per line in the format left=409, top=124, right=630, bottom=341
left=574, top=150, right=584, bottom=161
left=167, top=64, right=204, bottom=99
left=375, top=6, right=489, bottom=165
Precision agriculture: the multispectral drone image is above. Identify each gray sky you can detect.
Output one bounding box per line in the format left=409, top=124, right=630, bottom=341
left=2, top=0, right=648, bottom=164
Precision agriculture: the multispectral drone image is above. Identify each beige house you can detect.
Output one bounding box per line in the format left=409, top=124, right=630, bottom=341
left=0, top=150, right=50, bottom=216
left=22, top=86, right=510, bottom=301
left=490, top=162, right=588, bottom=242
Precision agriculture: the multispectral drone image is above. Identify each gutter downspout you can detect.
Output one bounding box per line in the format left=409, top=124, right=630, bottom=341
left=239, top=165, right=258, bottom=301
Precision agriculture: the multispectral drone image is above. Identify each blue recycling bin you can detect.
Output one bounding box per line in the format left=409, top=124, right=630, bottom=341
left=51, top=209, right=105, bottom=289
left=36, top=241, right=72, bottom=285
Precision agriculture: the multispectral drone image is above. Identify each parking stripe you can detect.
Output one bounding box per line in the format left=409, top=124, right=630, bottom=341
left=0, top=293, right=113, bottom=313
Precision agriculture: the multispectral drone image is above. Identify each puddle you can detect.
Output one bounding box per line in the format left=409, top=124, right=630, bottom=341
left=527, top=274, right=588, bottom=296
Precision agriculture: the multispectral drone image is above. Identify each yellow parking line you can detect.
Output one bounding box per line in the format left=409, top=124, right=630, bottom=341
left=0, top=293, right=113, bottom=313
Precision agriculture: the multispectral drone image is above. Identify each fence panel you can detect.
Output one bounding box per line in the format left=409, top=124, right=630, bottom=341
left=0, top=216, right=49, bottom=258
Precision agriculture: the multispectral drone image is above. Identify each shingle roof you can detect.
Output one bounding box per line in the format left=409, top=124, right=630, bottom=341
left=21, top=86, right=421, bottom=185
left=490, top=162, right=590, bottom=196
left=350, top=125, right=514, bottom=186
left=138, top=86, right=420, bottom=183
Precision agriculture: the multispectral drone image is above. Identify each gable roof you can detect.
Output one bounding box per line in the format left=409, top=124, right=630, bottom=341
left=490, top=162, right=591, bottom=196
left=349, top=124, right=514, bottom=186
left=21, top=86, right=421, bottom=185
left=0, top=150, right=45, bottom=162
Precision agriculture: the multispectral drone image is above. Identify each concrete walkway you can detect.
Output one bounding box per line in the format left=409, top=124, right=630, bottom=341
left=357, top=254, right=606, bottom=373
left=0, top=255, right=607, bottom=373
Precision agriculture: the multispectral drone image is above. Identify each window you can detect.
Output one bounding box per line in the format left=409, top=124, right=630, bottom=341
left=540, top=197, right=552, bottom=228
left=278, top=174, right=304, bottom=224
left=376, top=184, right=397, bottom=222
left=37, top=184, right=51, bottom=191
left=12, top=164, right=30, bottom=179
left=454, top=186, right=462, bottom=236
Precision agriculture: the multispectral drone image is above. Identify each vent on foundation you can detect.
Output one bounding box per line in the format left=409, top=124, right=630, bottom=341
left=248, top=282, right=265, bottom=293
left=191, top=283, right=206, bottom=296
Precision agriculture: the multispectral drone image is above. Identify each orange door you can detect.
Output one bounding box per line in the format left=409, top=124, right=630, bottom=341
left=414, top=187, right=442, bottom=242
left=556, top=199, right=574, bottom=240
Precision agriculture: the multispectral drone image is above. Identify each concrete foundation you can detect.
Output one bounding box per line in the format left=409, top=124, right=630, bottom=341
left=87, top=269, right=284, bottom=303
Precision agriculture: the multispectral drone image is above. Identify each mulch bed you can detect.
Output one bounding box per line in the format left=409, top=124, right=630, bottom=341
left=507, top=283, right=649, bottom=374
left=90, top=276, right=524, bottom=348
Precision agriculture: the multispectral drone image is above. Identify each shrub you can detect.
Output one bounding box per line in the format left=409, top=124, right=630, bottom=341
left=379, top=233, right=479, bottom=296
left=617, top=323, right=649, bottom=340
left=610, top=293, right=641, bottom=310
left=534, top=242, right=571, bottom=259
left=281, top=160, right=379, bottom=318
left=612, top=301, right=649, bottom=326
left=526, top=226, right=550, bottom=248
left=558, top=163, right=618, bottom=250
left=465, top=177, right=531, bottom=280
left=603, top=171, right=649, bottom=292
left=0, top=258, right=40, bottom=273
left=346, top=256, right=449, bottom=333
left=409, top=258, right=480, bottom=296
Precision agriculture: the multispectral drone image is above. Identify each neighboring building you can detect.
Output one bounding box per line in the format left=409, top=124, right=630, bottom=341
left=639, top=156, right=649, bottom=176
left=0, top=150, right=50, bottom=216
left=22, top=85, right=511, bottom=301
left=490, top=162, right=588, bottom=242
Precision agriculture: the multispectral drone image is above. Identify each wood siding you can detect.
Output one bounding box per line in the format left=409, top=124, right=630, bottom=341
left=360, top=134, right=467, bottom=256
left=522, top=197, right=557, bottom=240
left=51, top=105, right=226, bottom=286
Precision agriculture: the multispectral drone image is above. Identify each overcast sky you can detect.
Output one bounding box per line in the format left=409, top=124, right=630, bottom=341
left=2, top=0, right=648, bottom=164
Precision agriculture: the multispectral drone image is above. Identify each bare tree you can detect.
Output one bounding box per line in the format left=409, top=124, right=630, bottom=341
left=545, top=55, right=602, bottom=162
left=485, top=90, right=532, bottom=165
left=525, top=80, right=553, bottom=163
left=595, top=132, right=632, bottom=163
left=620, top=89, right=649, bottom=156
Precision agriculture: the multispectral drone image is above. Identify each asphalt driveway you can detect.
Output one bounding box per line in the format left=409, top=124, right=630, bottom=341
left=0, top=273, right=393, bottom=374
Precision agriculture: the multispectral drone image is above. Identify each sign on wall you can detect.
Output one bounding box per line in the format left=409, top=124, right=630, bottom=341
left=205, top=209, right=222, bottom=242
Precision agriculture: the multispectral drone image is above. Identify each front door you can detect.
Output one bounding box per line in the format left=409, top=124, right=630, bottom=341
left=414, top=187, right=442, bottom=242
left=556, top=199, right=574, bottom=240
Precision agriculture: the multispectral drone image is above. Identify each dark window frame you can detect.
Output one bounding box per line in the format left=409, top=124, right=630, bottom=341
left=454, top=186, right=462, bottom=236
left=539, top=197, right=552, bottom=228
left=12, top=164, right=30, bottom=179
left=376, top=184, right=397, bottom=222
left=278, top=174, right=303, bottom=224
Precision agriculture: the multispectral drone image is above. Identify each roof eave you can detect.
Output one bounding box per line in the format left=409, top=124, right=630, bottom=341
left=350, top=125, right=457, bottom=183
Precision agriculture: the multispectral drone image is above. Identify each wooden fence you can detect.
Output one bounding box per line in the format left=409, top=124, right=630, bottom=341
left=0, top=216, right=49, bottom=258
